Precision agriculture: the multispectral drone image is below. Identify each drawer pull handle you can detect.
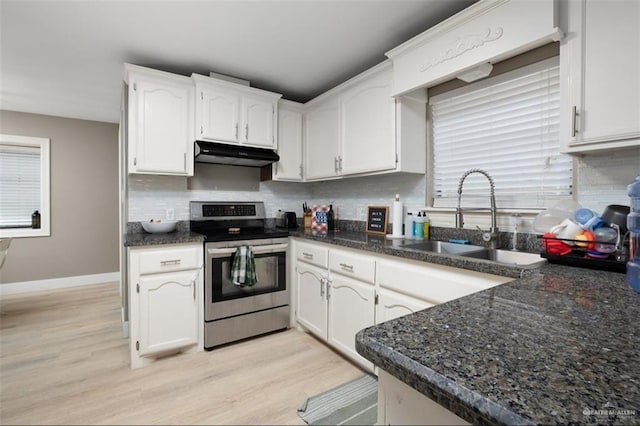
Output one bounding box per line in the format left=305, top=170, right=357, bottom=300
left=339, top=263, right=354, bottom=271
left=302, top=252, right=314, bottom=259
left=160, top=259, right=181, bottom=266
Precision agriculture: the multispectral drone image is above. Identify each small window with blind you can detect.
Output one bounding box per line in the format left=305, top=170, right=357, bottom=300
left=429, top=57, right=572, bottom=210
left=0, top=134, right=50, bottom=238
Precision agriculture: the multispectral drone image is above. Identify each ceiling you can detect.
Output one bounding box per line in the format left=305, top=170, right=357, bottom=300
left=0, top=0, right=476, bottom=124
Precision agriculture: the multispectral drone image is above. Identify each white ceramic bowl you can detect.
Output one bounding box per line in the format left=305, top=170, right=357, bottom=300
left=141, top=220, right=177, bottom=234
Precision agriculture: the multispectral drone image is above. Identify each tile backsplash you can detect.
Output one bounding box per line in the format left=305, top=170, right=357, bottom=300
left=128, top=147, right=639, bottom=231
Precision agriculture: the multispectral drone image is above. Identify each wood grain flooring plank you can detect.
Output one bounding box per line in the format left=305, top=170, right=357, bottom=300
left=0, top=282, right=364, bottom=425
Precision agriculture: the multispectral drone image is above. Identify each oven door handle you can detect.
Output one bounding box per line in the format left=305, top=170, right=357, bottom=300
left=207, top=243, right=288, bottom=258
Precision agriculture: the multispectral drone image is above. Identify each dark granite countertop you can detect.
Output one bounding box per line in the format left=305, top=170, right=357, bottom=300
left=290, top=229, right=539, bottom=279
left=124, top=231, right=205, bottom=247
left=292, top=230, right=640, bottom=425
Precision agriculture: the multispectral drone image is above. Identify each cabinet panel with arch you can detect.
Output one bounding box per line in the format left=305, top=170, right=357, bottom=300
left=327, top=274, right=375, bottom=371
left=128, top=243, right=203, bottom=369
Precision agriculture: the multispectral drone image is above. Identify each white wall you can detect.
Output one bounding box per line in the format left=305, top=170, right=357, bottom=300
left=128, top=167, right=310, bottom=222
left=128, top=147, right=638, bottom=231
left=576, top=147, right=640, bottom=212
left=0, top=111, right=119, bottom=285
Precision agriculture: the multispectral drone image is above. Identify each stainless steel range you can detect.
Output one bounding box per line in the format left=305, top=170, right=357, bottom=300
left=190, top=201, right=290, bottom=350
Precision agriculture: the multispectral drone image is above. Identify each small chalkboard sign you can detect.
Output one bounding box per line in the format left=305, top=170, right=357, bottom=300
left=366, top=206, right=389, bottom=235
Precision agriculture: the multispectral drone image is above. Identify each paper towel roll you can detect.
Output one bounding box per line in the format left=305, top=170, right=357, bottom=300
left=392, top=199, right=403, bottom=237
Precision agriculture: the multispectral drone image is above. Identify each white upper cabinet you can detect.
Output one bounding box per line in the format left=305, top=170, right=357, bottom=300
left=193, top=74, right=281, bottom=149
left=125, top=64, right=194, bottom=176
left=198, top=83, right=241, bottom=143
left=340, top=65, right=396, bottom=175
left=242, top=95, right=277, bottom=147
left=273, top=100, right=303, bottom=181
left=560, top=0, right=640, bottom=153
left=304, top=96, right=341, bottom=180
left=303, top=61, right=426, bottom=182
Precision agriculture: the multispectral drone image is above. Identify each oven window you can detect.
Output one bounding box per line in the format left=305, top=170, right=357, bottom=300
left=210, top=252, right=286, bottom=302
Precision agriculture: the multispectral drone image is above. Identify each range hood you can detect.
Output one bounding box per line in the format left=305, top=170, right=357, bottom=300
left=194, top=141, right=279, bottom=167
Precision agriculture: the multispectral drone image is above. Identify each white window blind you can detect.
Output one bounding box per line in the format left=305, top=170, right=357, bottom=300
left=430, top=57, right=572, bottom=209
left=0, top=145, right=41, bottom=228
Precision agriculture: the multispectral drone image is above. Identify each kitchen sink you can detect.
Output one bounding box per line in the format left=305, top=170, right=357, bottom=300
left=461, top=249, right=545, bottom=266
left=402, top=240, right=545, bottom=267
left=402, top=240, right=486, bottom=255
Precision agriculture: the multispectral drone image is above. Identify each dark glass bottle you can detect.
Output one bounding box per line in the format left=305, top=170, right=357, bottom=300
left=327, top=204, right=335, bottom=231
left=32, top=210, right=41, bottom=229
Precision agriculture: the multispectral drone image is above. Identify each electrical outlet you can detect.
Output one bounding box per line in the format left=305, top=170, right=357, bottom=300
left=165, top=208, right=175, bottom=221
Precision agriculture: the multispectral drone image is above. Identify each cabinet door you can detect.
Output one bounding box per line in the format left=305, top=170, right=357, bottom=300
left=137, top=270, right=198, bottom=356
left=562, top=0, right=640, bottom=151
left=340, top=67, right=396, bottom=175
left=129, top=77, right=194, bottom=175
left=199, top=85, right=241, bottom=143
left=243, top=95, right=276, bottom=148
left=296, top=262, right=328, bottom=339
left=376, top=288, right=434, bottom=324
left=327, top=274, right=375, bottom=370
left=273, top=104, right=303, bottom=181
left=304, top=98, right=341, bottom=180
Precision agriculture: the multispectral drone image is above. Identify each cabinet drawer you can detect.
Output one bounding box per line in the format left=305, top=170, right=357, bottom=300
left=296, top=242, right=328, bottom=268
left=137, top=245, right=201, bottom=275
left=329, top=249, right=375, bottom=284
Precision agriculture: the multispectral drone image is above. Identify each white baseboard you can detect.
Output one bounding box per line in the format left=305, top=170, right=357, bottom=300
left=0, top=272, right=120, bottom=296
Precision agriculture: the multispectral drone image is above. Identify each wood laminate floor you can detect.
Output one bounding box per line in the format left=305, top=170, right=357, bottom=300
left=0, top=283, right=364, bottom=425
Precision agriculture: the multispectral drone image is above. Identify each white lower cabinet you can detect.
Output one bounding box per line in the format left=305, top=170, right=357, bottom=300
left=295, top=242, right=376, bottom=371
left=128, top=243, right=203, bottom=369
left=296, top=262, right=328, bottom=338
left=137, top=271, right=199, bottom=357
left=377, top=370, right=470, bottom=425
left=293, top=238, right=512, bottom=375
left=327, top=274, right=375, bottom=370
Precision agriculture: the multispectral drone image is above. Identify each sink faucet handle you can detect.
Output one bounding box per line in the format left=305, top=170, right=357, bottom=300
left=476, top=226, right=492, bottom=242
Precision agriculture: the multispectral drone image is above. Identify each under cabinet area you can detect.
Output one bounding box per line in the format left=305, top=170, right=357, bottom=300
left=192, top=74, right=282, bottom=149
left=560, top=0, right=640, bottom=153
left=128, top=243, right=203, bottom=369
left=124, top=64, right=195, bottom=176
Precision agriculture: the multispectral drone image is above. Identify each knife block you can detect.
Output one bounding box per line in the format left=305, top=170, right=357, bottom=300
left=303, top=213, right=312, bottom=229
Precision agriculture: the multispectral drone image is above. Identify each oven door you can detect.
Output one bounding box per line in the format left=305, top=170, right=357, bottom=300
left=205, top=241, right=288, bottom=321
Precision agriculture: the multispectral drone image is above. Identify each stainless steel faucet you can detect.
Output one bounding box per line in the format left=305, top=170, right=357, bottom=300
left=455, top=168, right=500, bottom=249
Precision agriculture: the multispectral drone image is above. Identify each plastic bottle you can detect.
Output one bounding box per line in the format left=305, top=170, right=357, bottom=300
left=423, top=213, right=430, bottom=239
left=404, top=212, right=414, bottom=238
left=627, top=175, right=640, bottom=292
left=414, top=212, right=424, bottom=239
left=31, top=210, right=41, bottom=229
